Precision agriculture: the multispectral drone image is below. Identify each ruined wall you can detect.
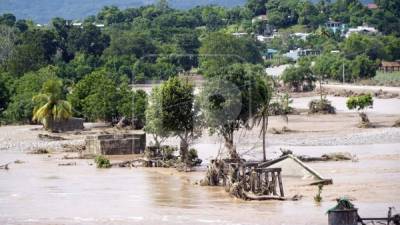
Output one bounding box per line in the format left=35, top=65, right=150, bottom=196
left=47, top=117, right=84, bottom=132
left=85, top=133, right=146, bottom=155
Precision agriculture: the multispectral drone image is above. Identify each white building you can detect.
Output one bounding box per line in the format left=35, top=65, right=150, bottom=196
left=345, top=25, right=378, bottom=38
left=291, top=32, right=311, bottom=41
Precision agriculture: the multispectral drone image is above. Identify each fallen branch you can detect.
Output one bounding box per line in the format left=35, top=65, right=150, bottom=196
left=0, top=163, right=10, bottom=170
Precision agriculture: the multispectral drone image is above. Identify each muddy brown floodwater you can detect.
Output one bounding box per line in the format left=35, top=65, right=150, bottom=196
left=1, top=104, right=400, bottom=225
left=1, top=141, right=399, bottom=225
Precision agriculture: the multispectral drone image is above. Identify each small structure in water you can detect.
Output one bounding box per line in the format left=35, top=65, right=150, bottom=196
left=84, top=132, right=146, bottom=155
left=202, top=154, right=332, bottom=200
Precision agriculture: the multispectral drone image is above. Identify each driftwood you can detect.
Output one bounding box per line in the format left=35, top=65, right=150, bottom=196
left=280, top=149, right=353, bottom=162
left=62, top=154, right=95, bottom=160
left=61, top=144, right=85, bottom=153
left=29, top=148, right=51, bottom=154
left=58, top=162, right=77, bottom=166
left=111, top=159, right=148, bottom=168
left=0, top=163, right=10, bottom=170
left=38, top=134, right=66, bottom=141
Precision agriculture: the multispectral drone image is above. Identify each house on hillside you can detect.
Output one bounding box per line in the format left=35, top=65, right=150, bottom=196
left=325, top=20, right=347, bottom=34
left=291, top=32, right=311, bottom=41
left=345, top=25, right=378, bottom=38
left=379, top=61, right=400, bottom=73
left=262, top=49, right=278, bottom=59
left=283, top=48, right=320, bottom=61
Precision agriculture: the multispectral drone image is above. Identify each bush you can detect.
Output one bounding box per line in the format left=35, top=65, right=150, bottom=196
left=269, top=93, right=294, bottom=116
left=346, top=94, right=373, bottom=111
left=94, top=155, right=111, bottom=168
left=188, top=148, right=202, bottom=166
left=308, top=98, right=336, bottom=114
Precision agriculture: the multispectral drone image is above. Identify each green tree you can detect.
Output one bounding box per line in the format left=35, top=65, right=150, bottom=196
left=68, top=71, right=119, bottom=122
left=32, top=79, right=72, bottom=129
left=117, top=87, right=148, bottom=128
left=200, top=64, right=269, bottom=159
left=159, top=77, right=199, bottom=162
left=3, top=66, right=58, bottom=123
left=145, top=86, right=170, bottom=147
left=199, top=32, right=262, bottom=76
left=246, top=0, right=267, bottom=16
left=282, top=62, right=314, bottom=92
left=346, top=94, right=374, bottom=127
left=252, top=76, right=273, bottom=162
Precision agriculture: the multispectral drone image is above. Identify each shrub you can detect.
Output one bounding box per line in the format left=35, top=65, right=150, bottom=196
left=346, top=94, right=373, bottom=111
left=269, top=93, right=294, bottom=116
left=308, top=98, right=336, bottom=114
left=188, top=148, right=202, bottom=166
left=94, top=155, right=111, bottom=168
left=346, top=94, right=374, bottom=128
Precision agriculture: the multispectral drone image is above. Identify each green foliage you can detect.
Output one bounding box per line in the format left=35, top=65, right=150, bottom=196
left=0, top=73, right=13, bottom=115
left=282, top=63, right=314, bottom=92
left=32, top=79, right=72, bottom=128
left=269, top=93, right=293, bottom=116
left=199, top=32, right=262, bottom=76
left=145, top=86, right=170, bottom=147
left=246, top=0, right=267, bottom=16
left=346, top=94, right=374, bottom=111
left=2, top=66, right=58, bottom=123
left=199, top=63, right=270, bottom=159
left=94, top=155, right=111, bottom=168
left=68, top=71, right=122, bottom=122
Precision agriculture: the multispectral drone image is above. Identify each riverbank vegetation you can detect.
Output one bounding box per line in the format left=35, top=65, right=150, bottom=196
left=0, top=0, right=399, bottom=126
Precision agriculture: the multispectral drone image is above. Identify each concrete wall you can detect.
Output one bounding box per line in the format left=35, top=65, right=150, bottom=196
left=47, top=117, right=84, bottom=132
left=85, top=133, right=146, bottom=155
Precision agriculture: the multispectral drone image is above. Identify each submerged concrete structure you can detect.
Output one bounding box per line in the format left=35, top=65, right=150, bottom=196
left=47, top=117, right=84, bottom=132
left=85, top=133, right=146, bottom=155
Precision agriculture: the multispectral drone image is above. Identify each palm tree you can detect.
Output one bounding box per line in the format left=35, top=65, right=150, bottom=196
left=252, top=77, right=273, bottom=162
left=32, top=79, right=72, bottom=129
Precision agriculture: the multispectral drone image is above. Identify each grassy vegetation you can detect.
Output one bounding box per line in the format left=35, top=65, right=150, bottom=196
left=94, top=155, right=111, bottom=168
left=359, top=72, right=400, bottom=87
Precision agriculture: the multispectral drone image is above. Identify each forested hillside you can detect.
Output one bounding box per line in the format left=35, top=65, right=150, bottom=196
left=1, top=0, right=245, bottom=23
left=0, top=0, right=374, bottom=23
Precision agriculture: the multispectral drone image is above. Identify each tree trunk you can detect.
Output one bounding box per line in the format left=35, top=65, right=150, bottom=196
left=358, top=112, right=370, bottom=127
left=319, top=76, right=323, bottom=101
left=224, top=135, right=239, bottom=160
left=179, top=138, right=189, bottom=163
left=262, top=115, right=269, bottom=162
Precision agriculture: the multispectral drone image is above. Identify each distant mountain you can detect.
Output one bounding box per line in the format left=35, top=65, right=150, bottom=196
left=0, top=0, right=245, bottom=24
left=0, top=0, right=373, bottom=24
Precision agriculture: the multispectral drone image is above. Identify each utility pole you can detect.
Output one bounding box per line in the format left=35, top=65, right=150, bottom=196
left=342, top=62, right=345, bottom=84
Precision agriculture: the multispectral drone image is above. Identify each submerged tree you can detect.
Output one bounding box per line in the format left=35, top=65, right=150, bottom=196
left=158, top=77, right=201, bottom=162
left=32, top=79, right=72, bottom=129
left=144, top=86, right=170, bottom=147
left=346, top=94, right=374, bottom=128
left=200, top=64, right=270, bottom=160
left=252, top=77, right=273, bottom=162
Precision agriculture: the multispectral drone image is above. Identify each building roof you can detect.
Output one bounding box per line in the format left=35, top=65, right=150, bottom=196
left=367, top=3, right=378, bottom=9
left=381, top=61, right=400, bottom=67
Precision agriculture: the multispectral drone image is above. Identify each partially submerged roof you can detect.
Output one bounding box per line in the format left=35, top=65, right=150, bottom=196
left=259, top=154, right=333, bottom=184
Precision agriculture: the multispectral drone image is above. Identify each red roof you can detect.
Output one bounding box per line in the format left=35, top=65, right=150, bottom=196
left=367, top=3, right=378, bottom=9
left=381, top=61, right=400, bottom=67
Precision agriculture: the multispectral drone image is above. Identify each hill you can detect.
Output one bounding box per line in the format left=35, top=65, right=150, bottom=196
left=0, top=0, right=246, bottom=23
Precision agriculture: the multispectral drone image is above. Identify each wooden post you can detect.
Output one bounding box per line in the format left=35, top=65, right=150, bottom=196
left=277, top=171, right=284, bottom=197
left=271, top=172, right=277, bottom=196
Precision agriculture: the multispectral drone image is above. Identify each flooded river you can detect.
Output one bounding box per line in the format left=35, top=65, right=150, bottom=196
left=1, top=142, right=399, bottom=225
